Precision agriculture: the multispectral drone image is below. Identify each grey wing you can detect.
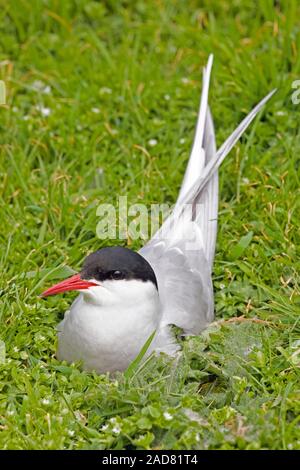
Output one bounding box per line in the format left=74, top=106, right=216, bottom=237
left=140, top=55, right=276, bottom=335
left=141, top=231, right=214, bottom=335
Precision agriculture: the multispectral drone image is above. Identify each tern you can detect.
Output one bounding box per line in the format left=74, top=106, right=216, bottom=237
left=42, top=55, right=275, bottom=374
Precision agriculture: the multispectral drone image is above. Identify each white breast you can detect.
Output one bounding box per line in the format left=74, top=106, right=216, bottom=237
left=57, top=279, right=161, bottom=373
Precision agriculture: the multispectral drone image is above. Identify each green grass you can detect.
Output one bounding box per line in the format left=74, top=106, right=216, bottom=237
left=0, top=0, right=300, bottom=450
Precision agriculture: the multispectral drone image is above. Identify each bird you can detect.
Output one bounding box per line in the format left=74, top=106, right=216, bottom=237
left=41, top=55, right=276, bottom=374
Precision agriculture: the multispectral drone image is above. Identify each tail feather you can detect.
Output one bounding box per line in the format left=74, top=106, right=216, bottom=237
left=183, top=88, right=277, bottom=209
left=193, top=106, right=218, bottom=270
left=176, top=55, right=218, bottom=269
left=142, top=59, right=276, bottom=272
left=177, top=54, right=213, bottom=204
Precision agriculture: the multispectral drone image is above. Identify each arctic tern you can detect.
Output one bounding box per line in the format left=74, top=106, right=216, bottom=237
left=42, top=55, right=276, bottom=373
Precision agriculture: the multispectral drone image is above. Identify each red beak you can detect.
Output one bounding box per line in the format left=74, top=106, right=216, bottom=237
left=41, top=273, right=98, bottom=297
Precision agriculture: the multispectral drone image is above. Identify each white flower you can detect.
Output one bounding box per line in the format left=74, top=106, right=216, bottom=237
left=112, top=426, right=121, bottom=434
left=100, top=87, right=112, bottom=95
left=220, top=283, right=225, bottom=290
left=42, top=398, right=50, bottom=405
left=68, top=430, right=75, bottom=437
left=181, top=77, right=189, bottom=84
left=32, top=80, right=45, bottom=91
left=180, top=138, right=185, bottom=144
left=101, top=424, right=108, bottom=431
left=164, top=94, right=170, bottom=101
left=35, top=334, right=45, bottom=342
left=163, top=412, right=173, bottom=421
left=92, top=107, right=100, bottom=114
left=148, top=139, right=158, bottom=147
left=36, top=105, right=51, bottom=117
left=32, top=81, right=51, bottom=95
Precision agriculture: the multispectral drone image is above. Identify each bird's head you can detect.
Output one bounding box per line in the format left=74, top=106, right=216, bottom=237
left=41, top=246, right=158, bottom=306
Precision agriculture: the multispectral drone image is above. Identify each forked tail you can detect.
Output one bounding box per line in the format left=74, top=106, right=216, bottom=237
left=140, top=56, right=276, bottom=336
left=151, top=56, right=276, bottom=268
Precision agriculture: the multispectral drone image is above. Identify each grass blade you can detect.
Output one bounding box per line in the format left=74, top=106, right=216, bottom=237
left=124, top=330, right=156, bottom=380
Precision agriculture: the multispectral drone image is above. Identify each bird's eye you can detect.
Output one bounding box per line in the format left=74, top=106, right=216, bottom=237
left=110, top=270, right=124, bottom=280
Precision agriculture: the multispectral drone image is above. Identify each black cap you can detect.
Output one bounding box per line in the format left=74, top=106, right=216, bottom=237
left=80, top=246, right=158, bottom=289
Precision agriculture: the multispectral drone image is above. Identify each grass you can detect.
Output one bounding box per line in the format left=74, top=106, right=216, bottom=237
left=0, top=0, right=300, bottom=450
